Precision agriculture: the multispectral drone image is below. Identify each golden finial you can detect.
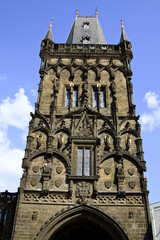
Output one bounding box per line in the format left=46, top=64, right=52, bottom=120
left=121, top=19, right=124, bottom=29
left=75, top=8, right=78, bottom=18
left=95, top=7, right=98, bottom=18
left=49, top=18, right=53, bottom=28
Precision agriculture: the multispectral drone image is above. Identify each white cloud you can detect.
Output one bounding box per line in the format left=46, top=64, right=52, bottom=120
left=31, top=89, right=38, bottom=97
left=144, top=91, right=160, bottom=109
left=0, top=88, right=34, bottom=192
left=141, top=91, right=160, bottom=131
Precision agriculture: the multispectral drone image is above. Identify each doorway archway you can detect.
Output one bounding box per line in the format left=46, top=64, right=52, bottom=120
left=35, top=205, right=129, bottom=240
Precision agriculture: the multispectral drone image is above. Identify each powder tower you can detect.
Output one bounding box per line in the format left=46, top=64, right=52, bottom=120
left=10, top=11, right=153, bottom=240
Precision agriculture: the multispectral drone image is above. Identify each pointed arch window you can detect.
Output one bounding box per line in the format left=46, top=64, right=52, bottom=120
left=77, top=148, right=91, bottom=176
left=93, top=86, right=106, bottom=108
left=100, top=88, right=106, bottom=107
left=65, top=88, right=70, bottom=107
left=73, top=87, right=78, bottom=107
left=93, top=89, right=98, bottom=107
left=65, top=86, right=78, bottom=107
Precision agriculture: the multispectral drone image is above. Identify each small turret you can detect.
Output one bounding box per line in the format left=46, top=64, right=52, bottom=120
left=43, top=18, right=54, bottom=42
left=119, top=19, right=130, bottom=43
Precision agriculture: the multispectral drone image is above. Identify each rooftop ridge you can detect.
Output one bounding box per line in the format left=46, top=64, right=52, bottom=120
left=77, top=15, right=96, bottom=18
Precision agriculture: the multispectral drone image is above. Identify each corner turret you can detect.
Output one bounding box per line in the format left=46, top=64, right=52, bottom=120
left=43, top=18, right=54, bottom=42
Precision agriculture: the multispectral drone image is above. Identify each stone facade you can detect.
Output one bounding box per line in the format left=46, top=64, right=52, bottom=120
left=4, top=16, right=153, bottom=240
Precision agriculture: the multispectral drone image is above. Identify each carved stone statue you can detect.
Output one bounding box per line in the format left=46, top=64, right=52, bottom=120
left=104, top=135, right=110, bottom=150
left=117, top=159, right=124, bottom=176
left=36, top=134, right=43, bottom=149
left=110, top=81, right=116, bottom=95
left=126, top=135, right=131, bottom=151
left=58, top=133, right=64, bottom=149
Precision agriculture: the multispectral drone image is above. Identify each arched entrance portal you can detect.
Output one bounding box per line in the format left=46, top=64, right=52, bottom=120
left=35, top=205, right=129, bottom=240
left=51, top=217, right=113, bottom=240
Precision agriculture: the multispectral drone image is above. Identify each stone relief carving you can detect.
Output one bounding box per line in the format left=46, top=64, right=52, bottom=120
left=94, top=195, right=143, bottom=205
left=23, top=193, right=72, bottom=204
left=32, top=211, right=38, bottom=221
left=116, top=158, right=125, bottom=195
left=32, top=166, right=39, bottom=173
left=74, top=112, right=94, bottom=137
left=55, top=180, right=62, bottom=188
left=30, top=177, right=38, bottom=187
left=128, top=168, right=135, bottom=176
left=104, top=181, right=112, bottom=189
left=128, top=181, right=136, bottom=189
left=42, top=158, right=53, bottom=191
left=128, top=212, right=134, bottom=219
left=56, top=167, right=63, bottom=174
left=104, top=167, right=111, bottom=175
left=76, top=181, right=90, bottom=204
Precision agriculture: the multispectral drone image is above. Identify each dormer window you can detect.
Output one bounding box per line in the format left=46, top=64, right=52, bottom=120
left=83, top=22, right=89, bottom=30
left=81, top=34, right=90, bottom=44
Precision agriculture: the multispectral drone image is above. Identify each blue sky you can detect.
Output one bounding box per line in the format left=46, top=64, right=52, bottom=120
left=0, top=0, right=160, bottom=204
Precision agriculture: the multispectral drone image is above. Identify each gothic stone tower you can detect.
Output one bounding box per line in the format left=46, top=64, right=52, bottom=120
left=12, top=13, right=153, bottom=240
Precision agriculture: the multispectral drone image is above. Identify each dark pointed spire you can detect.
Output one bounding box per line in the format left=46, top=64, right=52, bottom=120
left=119, top=19, right=130, bottom=43
left=43, top=19, right=53, bottom=42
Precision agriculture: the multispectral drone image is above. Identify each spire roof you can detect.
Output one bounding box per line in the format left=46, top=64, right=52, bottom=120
left=119, top=19, right=130, bottom=43
left=43, top=19, right=53, bottom=42
left=66, top=14, right=106, bottom=45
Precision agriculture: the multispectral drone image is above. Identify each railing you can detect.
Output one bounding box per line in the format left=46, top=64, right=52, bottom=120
left=40, top=43, right=121, bottom=55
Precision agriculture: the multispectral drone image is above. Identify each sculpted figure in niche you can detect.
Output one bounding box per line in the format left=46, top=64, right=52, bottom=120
left=43, top=160, right=52, bottom=176
left=110, top=81, right=116, bottom=95
left=58, top=133, right=64, bottom=149
left=126, top=135, right=131, bottom=151
left=36, top=134, right=43, bottom=149
left=104, top=134, right=110, bottom=150
left=117, top=159, right=124, bottom=176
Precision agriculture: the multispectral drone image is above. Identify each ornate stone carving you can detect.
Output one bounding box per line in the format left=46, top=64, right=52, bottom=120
left=94, top=195, right=143, bottom=205
left=56, top=167, right=63, bottom=174
left=104, top=181, right=112, bottom=189
left=23, top=193, right=72, bottom=204
left=76, top=181, right=90, bottom=203
left=128, top=168, right=135, bottom=176
left=30, top=178, right=38, bottom=187
left=74, top=112, right=94, bottom=137
left=36, top=134, right=43, bottom=149
left=128, top=212, right=134, bottom=219
left=57, top=133, right=64, bottom=149
left=32, top=211, right=38, bottom=221
left=104, top=135, right=110, bottom=151
left=55, top=180, right=62, bottom=188
left=42, top=159, right=52, bottom=191
left=116, top=159, right=125, bottom=194
left=32, top=166, right=39, bottom=173
left=104, top=167, right=111, bottom=175
left=128, top=181, right=136, bottom=189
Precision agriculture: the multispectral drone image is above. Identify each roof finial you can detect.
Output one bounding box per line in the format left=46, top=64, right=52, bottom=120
left=121, top=19, right=124, bottom=29
left=49, top=18, right=53, bottom=28
left=75, top=8, right=78, bottom=18
left=95, top=7, right=98, bottom=18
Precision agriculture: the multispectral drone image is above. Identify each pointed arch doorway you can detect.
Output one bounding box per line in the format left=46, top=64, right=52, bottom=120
left=51, top=217, right=113, bottom=240
left=36, top=205, right=129, bottom=240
